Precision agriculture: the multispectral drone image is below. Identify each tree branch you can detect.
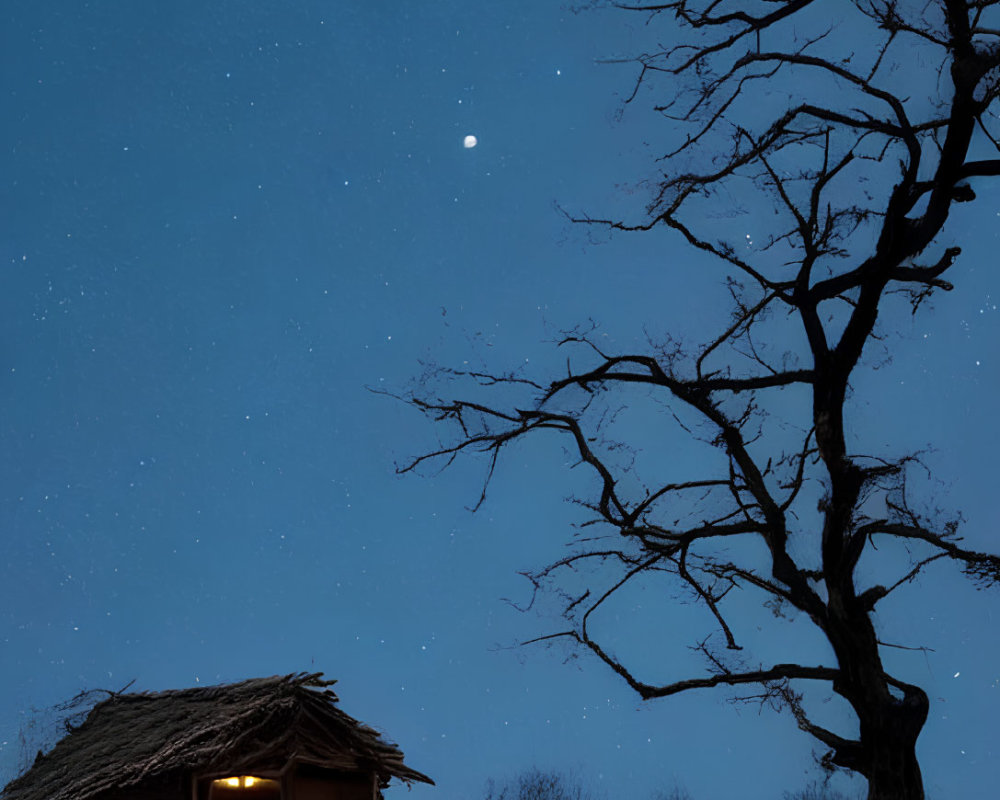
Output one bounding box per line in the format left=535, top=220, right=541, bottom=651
left=858, top=519, right=1000, bottom=585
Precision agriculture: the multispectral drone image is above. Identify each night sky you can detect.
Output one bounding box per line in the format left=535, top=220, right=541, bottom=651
left=2, top=2, right=999, bottom=799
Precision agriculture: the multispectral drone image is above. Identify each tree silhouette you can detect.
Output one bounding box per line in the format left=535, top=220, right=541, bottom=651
left=399, top=2, right=1000, bottom=798
left=480, top=769, right=861, bottom=800
left=483, top=768, right=598, bottom=800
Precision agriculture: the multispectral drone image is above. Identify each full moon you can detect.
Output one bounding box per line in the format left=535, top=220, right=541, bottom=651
left=463, top=134, right=478, bottom=149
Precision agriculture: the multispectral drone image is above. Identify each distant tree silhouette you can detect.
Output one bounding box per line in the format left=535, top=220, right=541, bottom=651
left=483, top=768, right=598, bottom=800
left=783, top=781, right=862, bottom=800
left=649, top=786, right=694, bottom=800
left=400, top=2, right=1000, bottom=798
left=480, top=770, right=859, bottom=800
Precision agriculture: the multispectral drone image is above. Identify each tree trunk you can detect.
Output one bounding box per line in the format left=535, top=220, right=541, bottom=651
left=825, top=597, right=929, bottom=800
left=866, top=740, right=924, bottom=800
left=856, top=686, right=929, bottom=799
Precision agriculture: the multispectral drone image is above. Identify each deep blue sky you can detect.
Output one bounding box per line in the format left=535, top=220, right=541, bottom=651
left=2, top=2, right=999, bottom=798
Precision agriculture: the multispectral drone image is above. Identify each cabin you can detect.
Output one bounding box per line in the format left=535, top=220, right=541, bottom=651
left=1, top=672, right=433, bottom=800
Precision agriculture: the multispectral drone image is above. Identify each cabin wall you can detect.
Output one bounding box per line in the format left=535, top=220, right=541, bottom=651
left=193, top=765, right=378, bottom=800
left=101, top=773, right=188, bottom=800
left=290, top=773, right=373, bottom=800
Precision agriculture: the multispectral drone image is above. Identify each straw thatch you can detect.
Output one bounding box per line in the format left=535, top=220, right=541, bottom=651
left=1, top=672, right=433, bottom=800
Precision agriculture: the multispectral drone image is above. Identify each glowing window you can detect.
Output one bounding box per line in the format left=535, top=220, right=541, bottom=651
left=208, top=776, right=280, bottom=798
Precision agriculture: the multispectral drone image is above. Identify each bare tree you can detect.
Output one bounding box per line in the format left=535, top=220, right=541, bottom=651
left=784, top=782, right=862, bottom=800
left=483, top=768, right=600, bottom=800
left=398, top=2, right=1000, bottom=798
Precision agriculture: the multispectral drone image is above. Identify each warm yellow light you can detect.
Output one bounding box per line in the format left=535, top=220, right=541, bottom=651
left=213, top=775, right=271, bottom=791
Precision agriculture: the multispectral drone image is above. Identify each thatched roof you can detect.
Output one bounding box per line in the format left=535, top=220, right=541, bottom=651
left=1, top=672, right=433, bottom=800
